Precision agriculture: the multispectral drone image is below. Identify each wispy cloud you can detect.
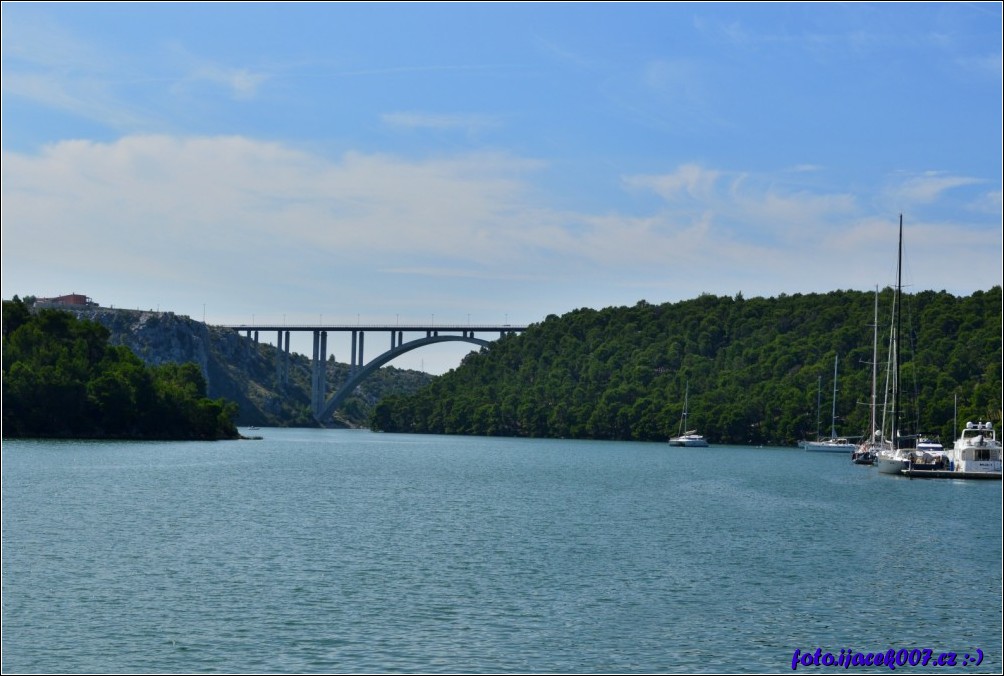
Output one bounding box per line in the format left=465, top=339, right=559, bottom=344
left=623, top=163, right=721, bottom=202
left=381, top=112, right=503, bottom=133
left=1, top=14, right=272, bottom=132
left=890, top=171, right=985, bottom=204
left=185, top=64, right=270, bottom=100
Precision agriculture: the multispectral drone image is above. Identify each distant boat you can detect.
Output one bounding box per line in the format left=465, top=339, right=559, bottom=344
left=801, top=355, right=856, bottom=453
left=668, top=382, right=709, bottom=447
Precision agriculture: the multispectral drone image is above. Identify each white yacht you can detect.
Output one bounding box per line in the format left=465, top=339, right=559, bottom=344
left=947, top=422, right=1002, bottom=475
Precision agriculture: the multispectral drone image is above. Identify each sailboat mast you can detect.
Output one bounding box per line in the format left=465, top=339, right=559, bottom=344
left=678, top=381, right=689, bottom=437
left=815, top=375, right=822, bottom=439
left=869, top=287, right=878, bottom=444
left=893, top=214, right=903, bottom=451
left=831, top=355, right=839, bottom=439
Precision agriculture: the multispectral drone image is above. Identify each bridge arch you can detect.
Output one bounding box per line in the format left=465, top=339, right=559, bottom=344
left=316, top=334, right=491, bottom=423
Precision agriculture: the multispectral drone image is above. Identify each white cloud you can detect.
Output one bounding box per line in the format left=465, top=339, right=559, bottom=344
left=623, top=163, right=722, bottom=202
left=2, top=137, right=998, bottom=334
left=890, top=171, right=984, bottom=204
left=0, top=135, right=551, bottom=285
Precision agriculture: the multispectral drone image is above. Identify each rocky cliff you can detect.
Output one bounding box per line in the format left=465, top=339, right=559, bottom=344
left=63, top=307, right=435, bottom=428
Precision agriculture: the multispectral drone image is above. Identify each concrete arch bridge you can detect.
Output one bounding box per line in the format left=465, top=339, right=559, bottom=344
left=224, top=323, right=526, bottom=424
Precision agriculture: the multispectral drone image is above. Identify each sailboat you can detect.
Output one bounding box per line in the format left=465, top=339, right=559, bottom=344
left=668, top=382, right=708, bottom=447
left=801, top=355, right=856, bottom=453
left=875, top=215, right=919, bottom=474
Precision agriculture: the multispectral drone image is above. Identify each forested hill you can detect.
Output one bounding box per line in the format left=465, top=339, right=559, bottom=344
left=371, top=287, right=1003, bottom=445
left=3, top=298, right=239, bottom=440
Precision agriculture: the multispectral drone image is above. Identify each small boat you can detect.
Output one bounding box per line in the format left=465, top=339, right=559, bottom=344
left=851, top=444, right=878, bottom=465
left=668, top=382, right=709, bottom=447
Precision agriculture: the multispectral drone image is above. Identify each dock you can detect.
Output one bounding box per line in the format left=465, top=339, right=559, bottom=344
left=901, top=469, right=1002, bottom=480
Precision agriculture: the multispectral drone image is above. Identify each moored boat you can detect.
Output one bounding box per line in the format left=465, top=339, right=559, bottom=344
left=668, top=382, right=709, bottom=447
left=668, top=431, right=709, bottom=447
left=803, top=437, right=856, bottom=453
left=852, top=443, right=878, bottom=465
left=802, top=355, right=855, bottom=453
left=933, top=421, right=1003, bottom=477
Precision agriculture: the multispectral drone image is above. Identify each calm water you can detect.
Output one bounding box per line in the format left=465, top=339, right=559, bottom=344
left=3, top=429, right=1001, bottom=673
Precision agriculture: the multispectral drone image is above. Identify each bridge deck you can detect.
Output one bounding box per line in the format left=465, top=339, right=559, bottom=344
left=223, top=324, right=528, bottom=332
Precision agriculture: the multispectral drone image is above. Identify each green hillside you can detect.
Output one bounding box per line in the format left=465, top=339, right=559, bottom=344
left=371, top=288, right=1002, bottom=445
left=3, top=298, right=239, bottom=440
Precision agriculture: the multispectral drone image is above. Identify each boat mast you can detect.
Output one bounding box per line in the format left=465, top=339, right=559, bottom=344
left=879, top=282, right=896, bottom=449
left=678, top=381, right=689, bottom=437
left=831, top=355, right=840, bottom=439
left=815, top=375, right=822, bottom=439
left=953, top=393, right=958, bottom=445
left=869, top=287, right=878, bottom=445
left=892, top=214, right=903, bottom=451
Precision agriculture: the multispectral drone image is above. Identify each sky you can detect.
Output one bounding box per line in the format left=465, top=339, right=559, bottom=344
left=2, top=2, right=1002, bottom=374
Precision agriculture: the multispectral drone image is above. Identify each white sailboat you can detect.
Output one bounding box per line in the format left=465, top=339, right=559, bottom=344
left=668, top=382, right=708, bottom=447
left=801, top=355, right=856, bottom=453
left=876, top=216, right=924, bottom=474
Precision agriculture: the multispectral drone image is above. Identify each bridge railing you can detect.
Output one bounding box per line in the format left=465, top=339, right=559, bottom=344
left=220, top=323, right=528, bottom=332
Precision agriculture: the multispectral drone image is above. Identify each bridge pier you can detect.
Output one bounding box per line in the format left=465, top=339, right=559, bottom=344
left=350, top=330, right=365, bottom=374
left=311, top=330, right=328, bottom=416
left=285, top=330, right=291, bottom=386
left=276, top=330, right=291, bottom=388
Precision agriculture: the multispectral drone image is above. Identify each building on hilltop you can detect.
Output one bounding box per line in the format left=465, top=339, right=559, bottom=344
left=33, top=293, right=97, bottom=309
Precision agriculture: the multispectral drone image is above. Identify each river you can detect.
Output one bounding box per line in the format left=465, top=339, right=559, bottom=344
left=3, top=429, right=1000, bottom=673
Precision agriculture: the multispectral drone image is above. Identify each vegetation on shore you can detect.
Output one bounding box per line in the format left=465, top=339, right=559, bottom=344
left=3, top=298, right=240, bottom=440
left=370, top=288, right=1002, bottom=445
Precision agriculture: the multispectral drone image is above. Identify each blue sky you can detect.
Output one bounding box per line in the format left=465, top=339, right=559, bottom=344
left=2, top=2, right=1001, bottom=374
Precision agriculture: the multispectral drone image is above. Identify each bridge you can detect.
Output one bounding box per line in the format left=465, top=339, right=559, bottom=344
left=223, top=322, right=527, bottom=424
